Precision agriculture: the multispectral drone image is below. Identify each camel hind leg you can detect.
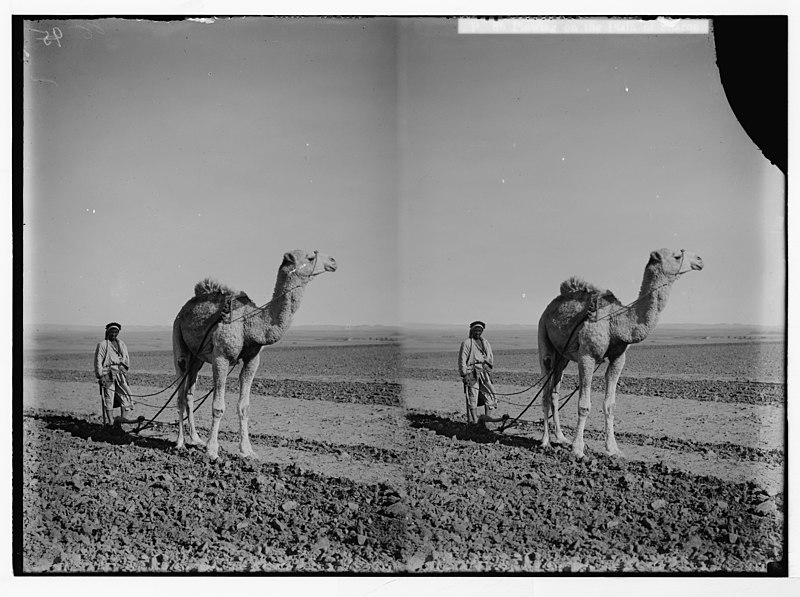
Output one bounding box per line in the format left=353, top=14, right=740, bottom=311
left=548, top=360, right=570, bottom=445
left=539, top=364, right=555, bottom=449
left=540, top=354, right=569, bottom=448
left=183, top=358, right=207, bottom=447
left=537, top=321, right=570, bottom=448
left=175, top=354, right=206, bottom=450
left=175, top=368, right=188, bottom=450
left=572, top=354, right=597, bottom=459
left=173, top=319, right=204, bottom=450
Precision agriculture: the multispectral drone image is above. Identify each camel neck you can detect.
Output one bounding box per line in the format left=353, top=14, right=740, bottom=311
left=616, top=267, right=674, bottom=344
left=251, top=275, right=308, bottom=345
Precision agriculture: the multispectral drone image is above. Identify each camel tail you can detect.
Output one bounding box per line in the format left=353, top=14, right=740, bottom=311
left=537, top=312, right=557, bottom=373
left=194, top=277, right=237, bottom=297
left=172, top=315, right=191, bottom=374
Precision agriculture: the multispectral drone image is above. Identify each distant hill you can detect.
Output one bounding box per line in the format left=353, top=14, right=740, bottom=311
left=20, top=322, right=782, bottom=354
left=21, top=323, right=402, bottom=353
left=25, top=322, right=781, bottom=333
left=22, top=323, right=399, bottom=333
left=401, top=322, right=783, bottom=352
left=402, top=322, right=783, bottom=333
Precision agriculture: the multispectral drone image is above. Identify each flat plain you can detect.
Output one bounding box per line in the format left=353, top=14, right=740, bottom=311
left=20, top=325, right=785, bottom=573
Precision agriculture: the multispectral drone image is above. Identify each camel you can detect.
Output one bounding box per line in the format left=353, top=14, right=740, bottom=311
left=172, top=249, right=337, bottom=460
left=537, top=248, right=703, bottom=458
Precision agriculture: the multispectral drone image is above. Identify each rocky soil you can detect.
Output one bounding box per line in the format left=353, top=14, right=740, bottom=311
left=402, top=415, right=783, bottom=573
left=22, top=412, right=405, bottom=573
left=402, top=368, right=784, bottom=407
left=19, top=342, right=786, bottom=574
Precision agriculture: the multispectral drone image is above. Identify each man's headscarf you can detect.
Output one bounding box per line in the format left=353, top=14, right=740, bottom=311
left=469, top=320, right=486, bottom=333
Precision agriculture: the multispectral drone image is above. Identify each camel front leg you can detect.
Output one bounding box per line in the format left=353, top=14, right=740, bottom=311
left=237, top=354, right=260, bottom=458
left=603, top=352, right=626, bottom=457
left=206, top=356, right=230, bottom=460
left=572, top=355, right=596, bottom=458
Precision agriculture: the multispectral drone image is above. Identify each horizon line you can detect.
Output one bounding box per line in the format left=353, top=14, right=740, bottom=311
left=22, top=321, right=785, bottom=330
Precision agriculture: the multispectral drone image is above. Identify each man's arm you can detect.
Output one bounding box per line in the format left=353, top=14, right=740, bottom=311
left=94, top=342, right=106, bottom=378
left=120, top=341, right=130, bottom=370
left=458, top=340, right=472, bottom=378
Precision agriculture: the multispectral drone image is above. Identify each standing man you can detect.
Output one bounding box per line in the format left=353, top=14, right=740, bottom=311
left=94, top=322, right=137, bottom=426
left=458, top=320, right=506, bottom=427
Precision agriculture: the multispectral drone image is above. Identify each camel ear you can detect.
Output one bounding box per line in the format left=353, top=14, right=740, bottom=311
left=282, top=252, right=297, bottom=266
left=648, top=251, right=662, bottom=265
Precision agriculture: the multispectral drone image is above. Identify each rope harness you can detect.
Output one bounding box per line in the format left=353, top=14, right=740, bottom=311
left=495, top=250, right=689, bottom=433
left=496, top=308, right=591, bottom=432
left=120, top=252, right=328, bottom=434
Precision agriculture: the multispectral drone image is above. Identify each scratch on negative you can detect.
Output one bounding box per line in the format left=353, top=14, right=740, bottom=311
left=360, top=578, right=400, bottom=597
left=33, top=78, right=58, bottom=86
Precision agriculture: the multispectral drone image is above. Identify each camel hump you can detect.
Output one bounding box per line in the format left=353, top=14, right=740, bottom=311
left=194, top=277, right=237, bottom=297
left=559, top=276, right=603, bottom=296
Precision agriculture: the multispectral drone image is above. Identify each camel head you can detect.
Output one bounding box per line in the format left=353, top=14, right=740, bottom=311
left=648, top=248, right=704, bottom=277
left=280, top=249, right=338, bottom=281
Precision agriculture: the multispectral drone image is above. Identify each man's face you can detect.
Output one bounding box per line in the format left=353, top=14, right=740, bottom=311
left=470, top=327, right=483, bottom=339
left=108, top=330, right=119, bottom=341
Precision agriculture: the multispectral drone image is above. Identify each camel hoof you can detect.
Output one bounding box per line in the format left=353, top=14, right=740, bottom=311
left=554, top=435, right=571, bottom=446
left=238, top=440, right=257, bottom=459
left=187, top=436, right=207, bottom=448
left=206, top=444, right=220, bottom=461
left=605, top=448, right=625, bottom=458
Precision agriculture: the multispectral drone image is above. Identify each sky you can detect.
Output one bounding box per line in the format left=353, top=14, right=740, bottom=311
left=397, top=20, right=784, bottom=327
left=23, top=17, right=399, bottom=328
left=22, top=16, right=785, bottom=328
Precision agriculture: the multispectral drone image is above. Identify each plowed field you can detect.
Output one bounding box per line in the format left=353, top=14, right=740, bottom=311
left=19, top=340, right=785, bottom=574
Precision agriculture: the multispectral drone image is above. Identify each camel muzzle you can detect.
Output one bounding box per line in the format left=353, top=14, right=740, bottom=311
left=316, top=255, right=337, bottom=274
